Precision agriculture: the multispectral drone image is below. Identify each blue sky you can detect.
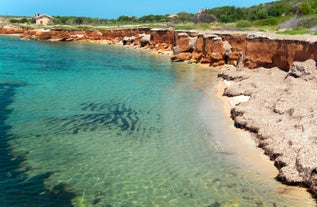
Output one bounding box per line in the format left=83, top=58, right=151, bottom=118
left=0, top=0, right=275, bottom=19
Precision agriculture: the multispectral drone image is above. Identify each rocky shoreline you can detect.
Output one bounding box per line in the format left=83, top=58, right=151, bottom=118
left=219, top=61, right=317, bottom=198
left=1, top=25, right=317, bottom=199
left=2, top=25, right=317, bottom=68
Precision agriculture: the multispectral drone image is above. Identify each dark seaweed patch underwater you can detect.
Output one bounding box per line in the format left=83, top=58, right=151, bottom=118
left=44, top=101, right=160, bottom=139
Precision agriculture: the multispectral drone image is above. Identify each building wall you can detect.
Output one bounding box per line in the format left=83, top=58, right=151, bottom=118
left=36, top=17, right=51, bottom=25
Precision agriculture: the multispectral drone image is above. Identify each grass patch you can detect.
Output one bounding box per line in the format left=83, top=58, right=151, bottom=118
left=254, top=17, right=288, bottom=26
left=236, top=20, right=252, bottom=28
left=197, top=23, right=212, bottom=30
left=75, top=25, right=94, bottom=30
left=173, top=23, right=212, bottom=31
left=276, top=29, right=310, bottom=35
left=173, top=24, right=195, bottom=30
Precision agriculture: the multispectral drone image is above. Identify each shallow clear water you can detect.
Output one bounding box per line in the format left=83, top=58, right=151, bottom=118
left=0, top=36, right=315, bottom=207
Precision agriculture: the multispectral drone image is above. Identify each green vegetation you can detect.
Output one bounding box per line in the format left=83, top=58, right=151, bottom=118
left=9, top=17, right=35, bottom=24
left=176, top=12, right=195, bottom=23
left=51, top=16, right=111, bottom=25
left=276, top=29, right=310, bottom=35
left=254, top=17, right=288, bottom=26
left=203, top=1, right=292, bottom=23
left=173, top=23, right=212, bottom=31
left=295, top=15, right=317, bottom=28
left=3, top=0, right=317, bottom=34
left=236, top=20, right=253, bottom=28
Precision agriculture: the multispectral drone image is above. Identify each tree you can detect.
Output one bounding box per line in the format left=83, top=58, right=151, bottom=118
left=177, top=12, right=194, bottom=22
left=267, top=1, right=291, bottom=17
left=117, top=16, right=137, bottom=23
left=9, top=17, right=32, bottom=24
left=74, top=17, right=84, bottom=25
left=138, top=14, right=168, bottom=23
left=256, top=9, right=269, bottom=19
left=312, top=0, right=317, bottom=9
left=298, top=2, right=313, bottom=15
left=205, top=6, right=245, bottom=23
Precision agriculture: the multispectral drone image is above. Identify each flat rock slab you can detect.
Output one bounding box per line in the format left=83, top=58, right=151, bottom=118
left=219, top=60, right=317, bottom=196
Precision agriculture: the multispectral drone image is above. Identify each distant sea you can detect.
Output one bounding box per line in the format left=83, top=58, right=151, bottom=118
left=0, top=36, right=314, bottom=207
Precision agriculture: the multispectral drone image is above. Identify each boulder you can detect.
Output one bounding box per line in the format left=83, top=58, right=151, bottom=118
left=189, top=37, right=197, bottom=51
left=247, top=32, right=267, bottom=40
left=177, top=32, right=189, bottom=38
left=171, top=53, right=192, bottom=62
left=140, top=33, right=151, bottom=47
left=287, top=59, right=317, bottom=80
left=122, top=36, right=135, bottom=45
left=223, top=41, right=232, bottom=57
left=172, top=46, right=181, bottom=55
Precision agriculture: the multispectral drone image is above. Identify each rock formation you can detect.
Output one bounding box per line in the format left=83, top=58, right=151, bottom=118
left=220, top=59, right=317, bottom=197
left=139, top=33, right=151, bottom=47
left=122, top=36, right=135, bottom=45
left=2, top=26, right=317, bottom=70
left=171, top=31, right=317, bottom=70
left=0, top=25, right=25, bottom=34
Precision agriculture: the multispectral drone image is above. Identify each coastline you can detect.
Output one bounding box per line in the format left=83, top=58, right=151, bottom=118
left=137, top=30, right=317, bottom=200
left=192, top=66, right=315, bottom=204
left=218, top=63, right=317, bottom=199
left=215, top=73, right=314, bottom=201
left=0, top=33, right=21, bottom=37
left=1, top=25, right=317, bottom=201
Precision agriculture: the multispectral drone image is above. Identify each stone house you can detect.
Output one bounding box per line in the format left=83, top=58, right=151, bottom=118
left=35, top=14, right=52, bottom=25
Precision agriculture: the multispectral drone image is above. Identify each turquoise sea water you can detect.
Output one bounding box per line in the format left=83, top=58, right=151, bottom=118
left=0, top=36, right=315, bottom=207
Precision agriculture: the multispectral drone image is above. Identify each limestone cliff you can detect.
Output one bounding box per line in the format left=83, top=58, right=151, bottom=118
left=171, top=31, right=317, bottom=70
left=3, top=26, right=317, bottom=71
left=0, top=25, right=25, bottom=34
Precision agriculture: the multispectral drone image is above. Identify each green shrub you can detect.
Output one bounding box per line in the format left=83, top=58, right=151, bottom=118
left=9, top=17, right=33, bottom=24
left=173, top=25, right=195, bottom=30
left=76, top=25, right=93, bottom=30
left=267, top=1, right=291, bottom=17
left=197, top=23, right=211, bottom=30
left=173, top=23, right=211, bottom=31
left=236, top=20, right=252, bottom=28
left=297, top=15, right=317, bottom=28
left=298, top=3, right=314, bottom=15
left=255, top=17, right=281, bottom=26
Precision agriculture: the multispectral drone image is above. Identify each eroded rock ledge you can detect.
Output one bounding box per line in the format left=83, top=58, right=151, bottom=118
left=171, top=31, right=317, bottom=70
left=219, top=60, right=317, bottom=197
left=2, top=26, right=317, bottom=70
